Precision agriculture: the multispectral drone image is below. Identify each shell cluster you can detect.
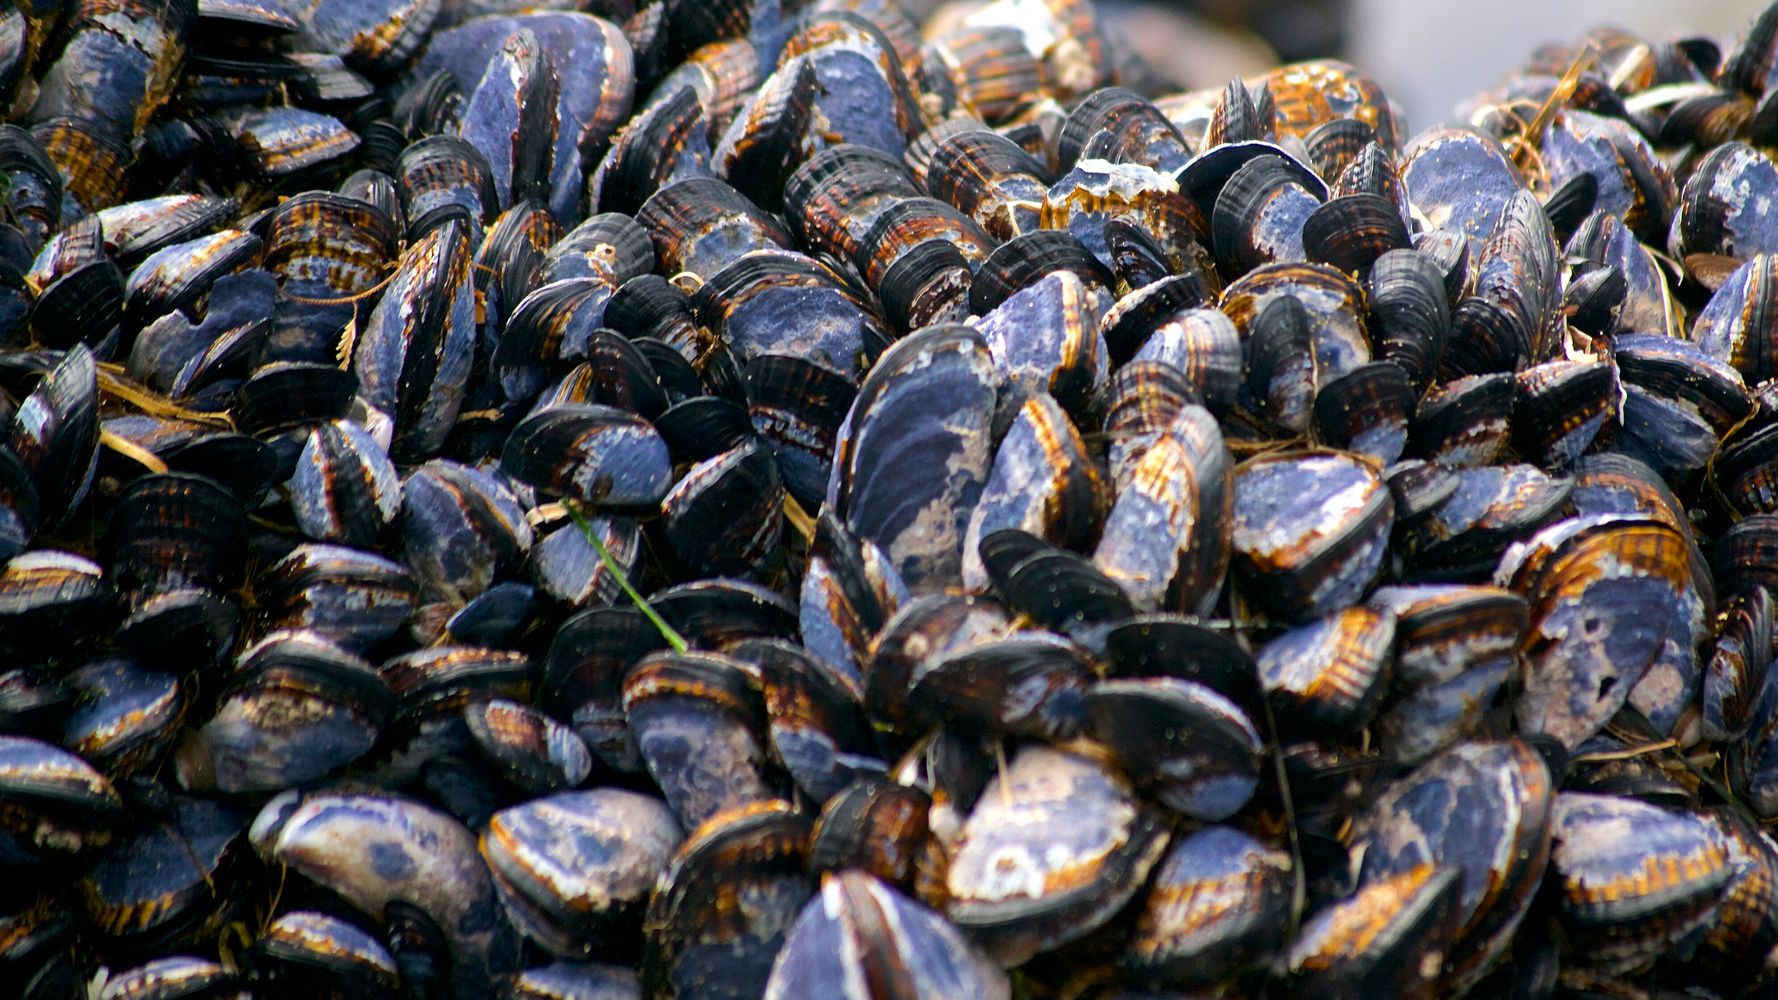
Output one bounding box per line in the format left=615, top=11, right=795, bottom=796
left=6, top=0, right=1778, bottom=998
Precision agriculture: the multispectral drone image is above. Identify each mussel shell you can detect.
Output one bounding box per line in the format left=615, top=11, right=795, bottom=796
left=1350, top=738, right=1554, bottom=993
left=944, top=744, right=1170, bottom=966
left=828, top=324, right=998, bottom=592
left=1231, top=452, right=1393, bottom=622
left=502, top=404, right=673, bottom=510
left=643, top=800, right=813, bottom=1000
left=1123, top=825, right=1291, bottom=988
left=481, top=788, right=682, bottom=956
left=765, top=871, right=1009, bottom=1000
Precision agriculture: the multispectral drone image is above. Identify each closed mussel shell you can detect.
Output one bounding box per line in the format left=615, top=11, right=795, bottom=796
left=622, top=651, right=774, bottom=831
left=0, top=550, right=116, bottom=657
left=1548, top=792, right=1731, bottom=972
left=1257, top=604, right=1393, bottom=737
left=910, top=630, right=1095, bottom=741
left=1512, top=358, right=1616, bottom=469
left=727, top=642, right=862, bottom=772
left=98, top=956, right=244, bottom=1000
left=0, top=734, right=126, bottom=857
left=1092, top=400, right=1231, bottom=616
left=252, top=790, right=521, bottom=999
left=60, top=658, right=185, bottom=780
left=808, top=777, right=931, bottom=889
left=464, top=698, right=592, bottom=796
left=1366, top=248, right=1450, bottom=395
left=961, top=392, right=1101, bottom=592
left=9, top=345, right=98, bottom=528
left=256, top=544, right=419, bottom=652
left=503, top=404, right=672, bottom=511
left=291, top=420, right=401, bottom=548
left=1085, top=675, right=1263, bottom=821
left=1349, top=739, right=1553, bottom=993
left=829, top=324, right=998, bottom=592
left=1231, top=451, right=1392, bottom=622
left=643, top=800, right=813, bottom=1000
left=1287, top=864, right=1463, bottom=1000
left=252, top=909, right=402, bottom=1000
left=765, top=870, right=1009, bottom=1000
left=181, top=630, right=389, bottom=794
left=661, top=440, right=783, bottom=579
left=1499, top=514, right=1697, bottom=749
left=481, top=788, right=681, bottom=957
left=944, top=744, right=1170, bottom=966
left=1407, top=373, right=1516, bottom=469
left=1123, top=825, right=1291, bottom=989
left=1311, top=360, right=1415, bottom=465
left=79, top=796, right=245, bottom=952
left=400, top=459, right=532, bottom=606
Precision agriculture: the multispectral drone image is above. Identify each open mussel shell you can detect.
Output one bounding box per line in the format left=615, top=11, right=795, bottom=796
left=944, top=744, right=1170, bottom=966
left=643, top=800, right=814, bottom=1000
left=481, top=788, right=682, bottom=957
left=1231, top=452, right=1392, bottom=623
left=765, top=871, right=1010, bottom=1000
left=1122, top=825, right=1291, bottom=989
left=1350, top=739, right=1554, bottom=993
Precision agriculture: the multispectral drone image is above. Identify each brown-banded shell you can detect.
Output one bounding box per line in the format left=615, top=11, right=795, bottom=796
left=1231, top=451, right=1393, bottom=623
left=944, top=743, right=1170, bottom=967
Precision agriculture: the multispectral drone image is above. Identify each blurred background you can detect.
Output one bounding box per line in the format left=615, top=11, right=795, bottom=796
left=1101, top=0, right=1758, bottom=131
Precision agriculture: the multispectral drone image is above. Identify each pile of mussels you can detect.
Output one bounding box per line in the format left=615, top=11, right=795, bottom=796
left=14, top=0, right=1778, bottom=997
